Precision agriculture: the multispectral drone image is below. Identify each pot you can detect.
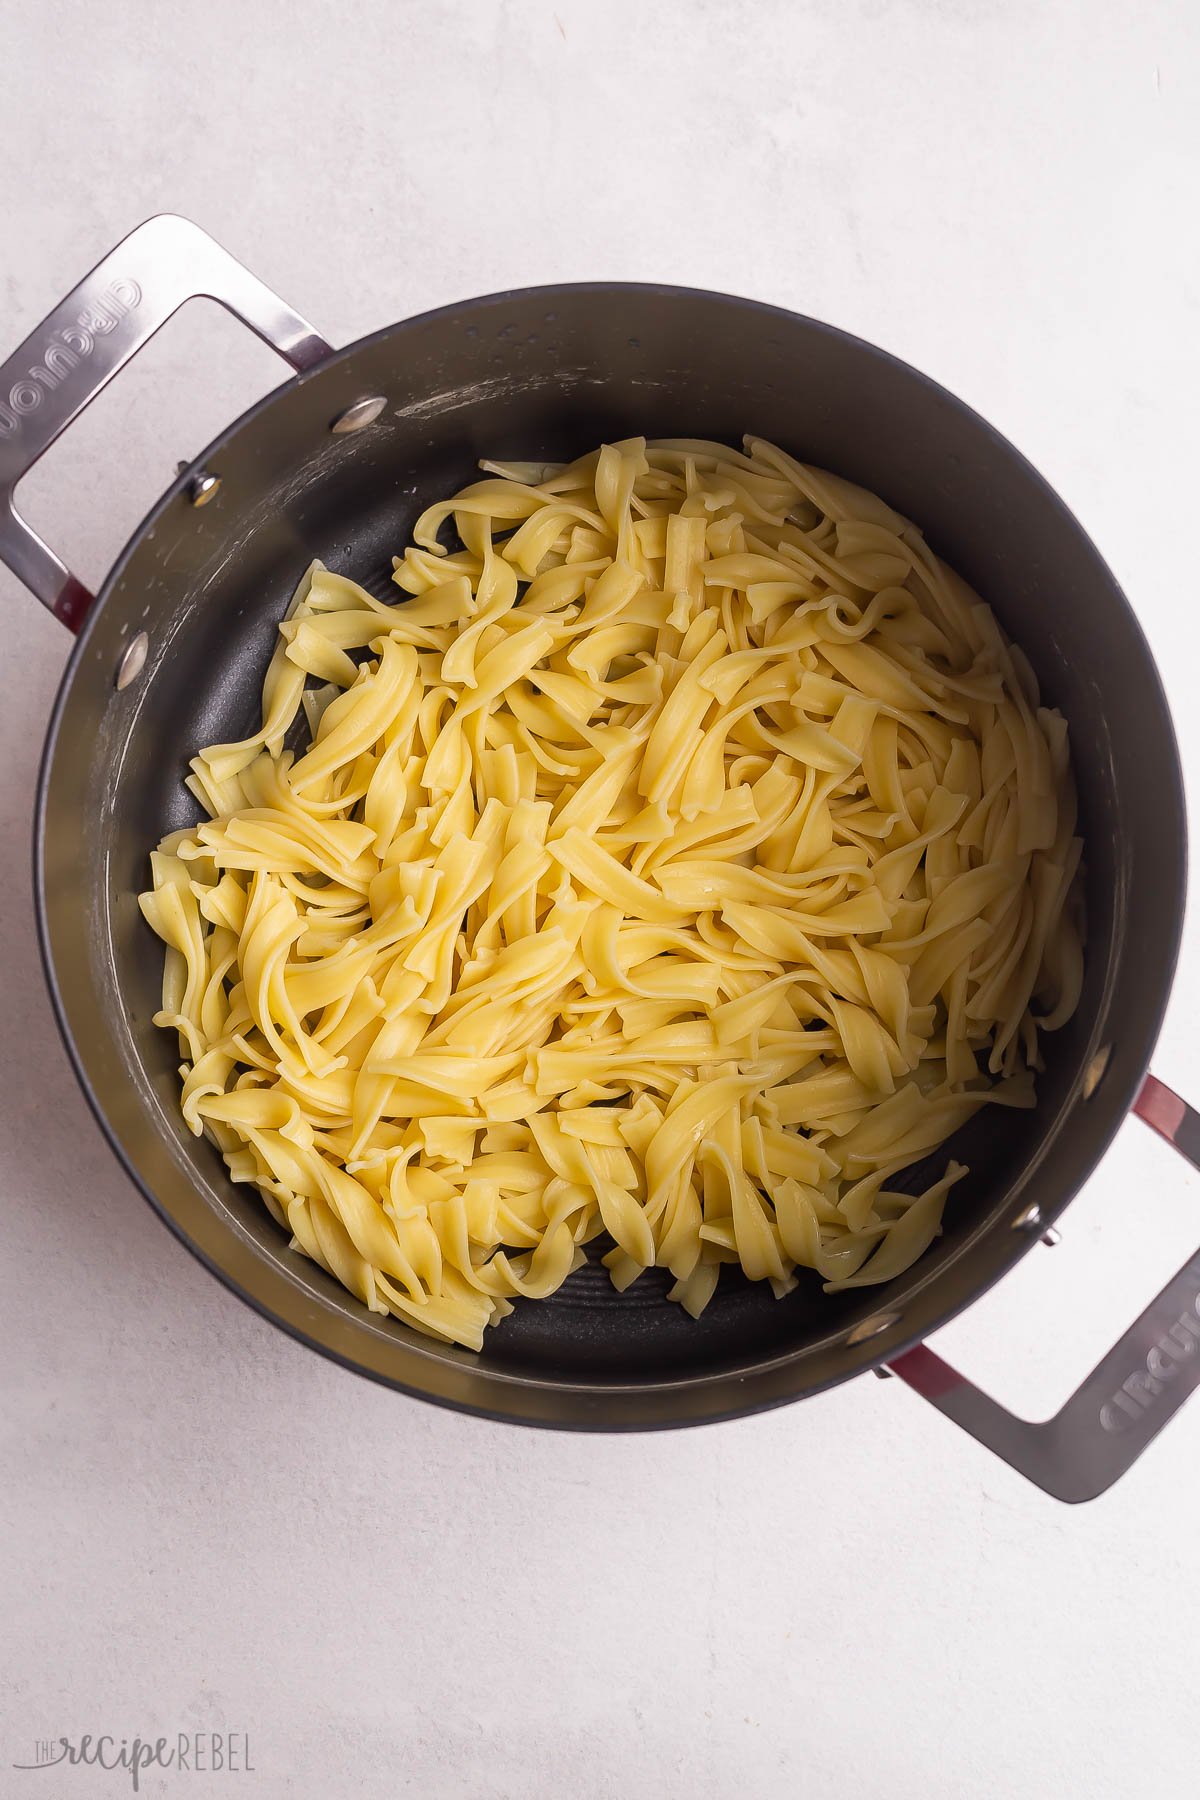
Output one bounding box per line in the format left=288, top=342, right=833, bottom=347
left=3, top=215, right=1195, bottom=1500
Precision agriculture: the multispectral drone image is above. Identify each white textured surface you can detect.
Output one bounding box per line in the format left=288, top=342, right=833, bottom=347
left=2, top=3, right=1199, bottom=1796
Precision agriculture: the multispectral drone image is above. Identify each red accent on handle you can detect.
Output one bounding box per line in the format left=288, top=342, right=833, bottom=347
left=52, top=574, right=95, bottom=635
left=1134, top=1073, right=1187, bottom=1146
left=887, top=1343, right=965, bottom=1399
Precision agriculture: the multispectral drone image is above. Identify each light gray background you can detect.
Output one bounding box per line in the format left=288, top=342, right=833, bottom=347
left=2, top=3, right=1199, bottom=1796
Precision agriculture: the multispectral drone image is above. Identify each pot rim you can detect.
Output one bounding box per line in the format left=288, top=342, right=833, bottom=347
left=31, top=279, right=1190, bottom=1427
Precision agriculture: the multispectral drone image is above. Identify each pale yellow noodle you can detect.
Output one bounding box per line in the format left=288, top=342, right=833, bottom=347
left=139, top=438, right=1085, bottom=1350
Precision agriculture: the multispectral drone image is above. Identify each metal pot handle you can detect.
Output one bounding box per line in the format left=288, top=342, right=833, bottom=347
left=0, top=213, right=333, bottom=631
left=886, top=1074, right=1200, bottom=1502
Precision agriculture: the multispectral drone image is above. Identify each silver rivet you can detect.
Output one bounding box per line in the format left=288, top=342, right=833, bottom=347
left=847, top=1310, right=901, bottom=1345
left=330, top=396, right=387, bottom=434
left=115, top=631, right=148, bottom=690
left=1013, top=1201, right=1061, bottom=1245
left=1082, top=1045, right=1113, bottom=1101
left=188, top=472, right=221, bottom=507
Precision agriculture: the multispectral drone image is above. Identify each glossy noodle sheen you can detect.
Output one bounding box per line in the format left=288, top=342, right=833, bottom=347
left=139, top=437, right=1085, bottom=1350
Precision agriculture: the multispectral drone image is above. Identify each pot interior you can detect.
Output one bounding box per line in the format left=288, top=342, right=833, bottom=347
left=37, top=285, right=1185, bottom=1422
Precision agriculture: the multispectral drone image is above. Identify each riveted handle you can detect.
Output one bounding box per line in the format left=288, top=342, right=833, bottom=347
left=0, top=213, right=334, bottom=631
left=887, top=1075, right=1200, bottom=1503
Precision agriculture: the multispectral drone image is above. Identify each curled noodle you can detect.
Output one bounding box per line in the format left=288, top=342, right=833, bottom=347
left=140, top=437, right=1085, bottom=1349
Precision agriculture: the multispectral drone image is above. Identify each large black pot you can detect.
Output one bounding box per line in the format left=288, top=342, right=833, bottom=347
left=3, top=216, right=1196, bottom=1500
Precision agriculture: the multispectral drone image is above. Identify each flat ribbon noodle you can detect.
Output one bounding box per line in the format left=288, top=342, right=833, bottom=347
left=141, top=438, right=1085, bottom=1346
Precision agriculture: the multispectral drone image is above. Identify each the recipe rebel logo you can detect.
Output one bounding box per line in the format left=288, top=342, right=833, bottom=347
left=12, top=1731, right=254, bottom=1790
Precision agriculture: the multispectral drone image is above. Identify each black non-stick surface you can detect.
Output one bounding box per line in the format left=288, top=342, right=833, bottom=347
left=115, top=456, right=1036, bottom=1378
left=38, top=286, right=1185, bottom=1415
